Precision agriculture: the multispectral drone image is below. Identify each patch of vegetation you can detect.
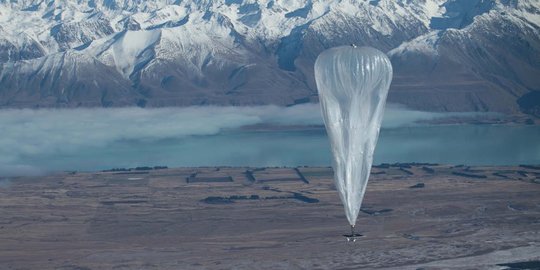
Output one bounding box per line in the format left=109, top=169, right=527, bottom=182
left=409, top=183, right=425, bottom=189
left=497, top=260, right=540, bottom=270
left=452, top=172, right=487, bottom=179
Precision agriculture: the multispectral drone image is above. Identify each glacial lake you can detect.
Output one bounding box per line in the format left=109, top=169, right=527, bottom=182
left=10, top=125, right=540, bottom=175
left=1, top=105, right=539, bottom=176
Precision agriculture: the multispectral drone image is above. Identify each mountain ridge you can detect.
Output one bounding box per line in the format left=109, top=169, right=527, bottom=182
left=0, top=0, right=539, bottom=115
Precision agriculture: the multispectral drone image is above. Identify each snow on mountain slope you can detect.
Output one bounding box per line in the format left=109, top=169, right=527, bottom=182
left=388, top=1, right=540, bottom=113
left=0, top=0, right=538, bottom=114
left=93, top=29, right=162, bottom=78
left=0, top=50, right=138, bottom=107
left=0, top=26, right=45, bottom=62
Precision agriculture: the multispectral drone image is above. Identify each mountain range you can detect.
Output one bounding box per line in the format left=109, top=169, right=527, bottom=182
left=0, top=0, right=539, bottom=115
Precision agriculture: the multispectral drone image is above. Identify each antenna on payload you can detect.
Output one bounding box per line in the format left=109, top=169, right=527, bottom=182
left=344, top=225, right=363, bottom=242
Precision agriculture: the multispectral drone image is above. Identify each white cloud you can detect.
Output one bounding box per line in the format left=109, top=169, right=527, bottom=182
left=0, top=104, right=487, bottom=176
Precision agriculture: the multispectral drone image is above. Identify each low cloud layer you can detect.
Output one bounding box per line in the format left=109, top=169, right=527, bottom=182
left=0, top=104, right=484, bottom=176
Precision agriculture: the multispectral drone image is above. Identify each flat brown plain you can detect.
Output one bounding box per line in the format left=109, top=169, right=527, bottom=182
left=0, top=165, right=539, bottom=270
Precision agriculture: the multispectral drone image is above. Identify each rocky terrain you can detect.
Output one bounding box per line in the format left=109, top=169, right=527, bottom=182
left=0, top=0, right=539, bottom=114
left=1, top=164, right=539, bottom=269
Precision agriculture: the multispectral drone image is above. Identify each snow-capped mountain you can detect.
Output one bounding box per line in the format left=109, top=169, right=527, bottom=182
left=0, top=0, right=538, bottom=114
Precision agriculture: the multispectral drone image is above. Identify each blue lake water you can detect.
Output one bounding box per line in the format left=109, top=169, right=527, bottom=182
left=15, top=125, right=540, bottom=174
left=0, top=105, right=539, bottom=176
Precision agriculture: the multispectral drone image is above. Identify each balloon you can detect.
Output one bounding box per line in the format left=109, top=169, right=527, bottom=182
left=314, top=46, right=393, bottom=227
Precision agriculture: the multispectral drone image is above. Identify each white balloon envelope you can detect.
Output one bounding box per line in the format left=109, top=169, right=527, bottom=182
left=314, top=46, right=393, bottom=228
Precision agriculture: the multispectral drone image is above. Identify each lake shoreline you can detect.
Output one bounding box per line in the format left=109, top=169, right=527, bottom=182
left=5, top=163, right=540, bottom=179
